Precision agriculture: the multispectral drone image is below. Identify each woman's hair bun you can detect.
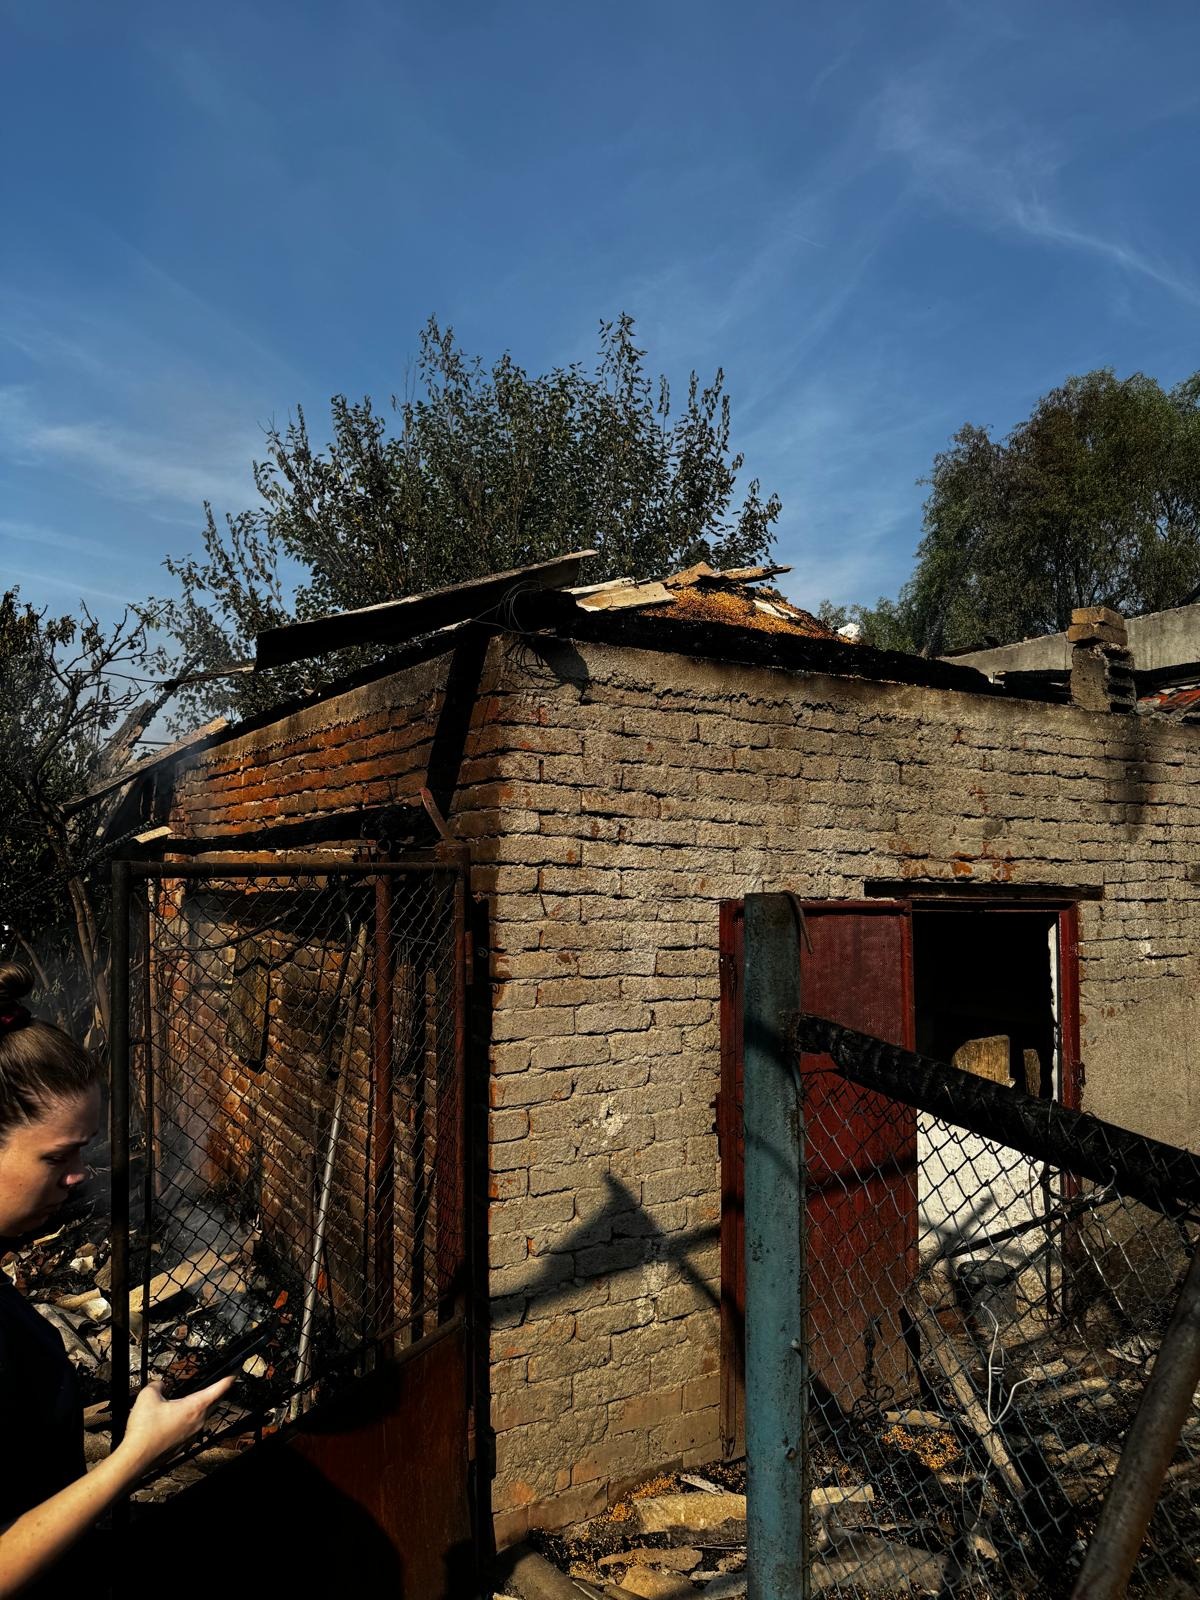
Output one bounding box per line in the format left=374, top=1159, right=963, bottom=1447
left=0, top=963, right=35, bottom=1005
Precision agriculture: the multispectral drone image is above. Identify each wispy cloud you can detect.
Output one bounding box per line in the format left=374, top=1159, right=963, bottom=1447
left=0, top=387, right=256, bottom=510
left=2, top=563, right=135, bottom=607
left=1005, top=199, right=1200, bottom=310
left=0, top=517, right=114, bottom=558
left=875, top=72, right=1200, bottom=311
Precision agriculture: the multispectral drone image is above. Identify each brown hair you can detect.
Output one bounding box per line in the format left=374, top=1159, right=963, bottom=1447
left=0, top=963, right=102, bottom=1141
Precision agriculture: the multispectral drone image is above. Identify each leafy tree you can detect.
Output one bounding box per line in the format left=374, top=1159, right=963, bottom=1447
left=0, top=592, right=168, bottom=1043
left=161, top=314, right=781, bottom=722
left=819, top=369, right=1200, bottom=656
left=815, top=597, right=917, bottom=653
left=901, top=370, right=1200, bottom=655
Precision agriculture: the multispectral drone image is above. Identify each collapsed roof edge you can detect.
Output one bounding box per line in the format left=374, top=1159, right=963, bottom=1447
left=254, top=549, right=598, bottom=670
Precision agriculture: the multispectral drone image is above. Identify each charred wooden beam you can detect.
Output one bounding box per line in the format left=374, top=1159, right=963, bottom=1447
left=863, top=879, right=1105, bottom=903
left=794, top=1014, right=1200, bottom=1216
left=255, top=550, right=596, bottom=669
left=537, top=592, right=998, bottom=696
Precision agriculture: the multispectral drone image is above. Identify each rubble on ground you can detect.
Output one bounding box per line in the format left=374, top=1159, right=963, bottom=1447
left=1, top=1191, right=335, bottom=1502
left=522, top=1311, right=1200, bottom=1600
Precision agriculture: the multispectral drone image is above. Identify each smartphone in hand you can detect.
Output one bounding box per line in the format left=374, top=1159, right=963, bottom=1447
left=161, top=1320, right=274, bottom=1400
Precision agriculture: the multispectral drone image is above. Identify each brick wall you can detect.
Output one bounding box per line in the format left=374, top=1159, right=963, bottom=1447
left=170, top=652, right=456, bottom=839
left=163, top=630, right=1200, bottom=1545
left=454, top=636, right=1200, bottom=1544
left=160, top=649, right=489, bottom=1330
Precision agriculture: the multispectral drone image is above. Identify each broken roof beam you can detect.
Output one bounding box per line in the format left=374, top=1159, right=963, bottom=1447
left=572, top=578, right=676, bottom=612
left=698, top=561, right=792, bottom=585
left=662, top=560, right=792, bottom=589
left=65, top=717, right=230, bottom=814
left=254, top=550, right=598, bottom=670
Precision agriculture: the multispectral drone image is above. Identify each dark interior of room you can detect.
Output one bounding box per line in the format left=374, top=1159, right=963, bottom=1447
left=911, top=908, right=1058, bottom=1097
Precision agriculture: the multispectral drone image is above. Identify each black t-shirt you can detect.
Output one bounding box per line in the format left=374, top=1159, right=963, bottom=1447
left=0, top=1275, right=85, bottom=1528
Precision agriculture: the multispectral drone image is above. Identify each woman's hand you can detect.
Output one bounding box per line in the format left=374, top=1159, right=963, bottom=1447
left=0, top=1373, right=237, bottom=1597
left=116, top=1376, right=236, bottom=1475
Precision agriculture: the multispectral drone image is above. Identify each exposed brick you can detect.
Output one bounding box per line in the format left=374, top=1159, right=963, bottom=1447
left=491, top=1508, right=530, bottom=1549
left=491, top=1314, right=576, bottom=1362
left=571, top=1436, right=646, bottom=1486
left=683, top=1374, right=721, bottom=1412
left=650, top=1406, right=720, bottom=1458
left=526, top=1480, right=608, bottom=1530
left=529, top=1035, right=611, bottom=1071
left=168, top=614, right=1200, bottom=1538
left=572, top=1358, right=650, bottom=1410
left=527, top=1337, right=605, bottom=1382
left=576, top=1001, right=652, bottom=1035
left=490, top=1108, right=530, bottom=1143
left=610, top=1386, right=683, bottom=1433
left=491, top=1005, right=576, bottom=1043
left=491, top=1378, right=573, bottom=1433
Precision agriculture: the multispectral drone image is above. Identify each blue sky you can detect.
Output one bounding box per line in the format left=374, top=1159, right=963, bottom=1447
left=3, top=0, right=1200, bottom=631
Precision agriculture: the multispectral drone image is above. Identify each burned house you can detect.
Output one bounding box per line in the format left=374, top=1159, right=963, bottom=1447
left=108, top=557, right=1200, bottom=1553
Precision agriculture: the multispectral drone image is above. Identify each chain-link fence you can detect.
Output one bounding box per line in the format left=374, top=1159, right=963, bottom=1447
left=109, top=858, right=467, bottom=1493
left=792, top=1020, right=1200, bottom=1600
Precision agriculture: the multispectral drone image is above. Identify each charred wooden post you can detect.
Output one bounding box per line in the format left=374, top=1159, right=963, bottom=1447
left=373, top=873, right=397, bottom=1354
left=743, top=894, right=809, bottom=1600
left=1072, top=1244, right=1200, bottom=1600
left=794, top=1015, right=1200, bottom=1216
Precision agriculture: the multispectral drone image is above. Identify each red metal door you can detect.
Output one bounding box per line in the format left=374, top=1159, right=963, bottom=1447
left=137, top=1319, right=474, bottom=1600
left=720, top=900, right=916, bottom=1450
left=798, top=902, right=916, bottom=1416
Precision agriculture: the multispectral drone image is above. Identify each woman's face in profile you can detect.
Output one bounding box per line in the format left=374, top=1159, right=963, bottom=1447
left=0, top=1086, right=102, bottom=1239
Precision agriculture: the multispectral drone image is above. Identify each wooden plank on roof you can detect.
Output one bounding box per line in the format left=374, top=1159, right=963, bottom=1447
left=576, top=579, right=674, bottom=612
left=254, top=550, right=598, bottom=669
left=702, top=562, right=792, bottom=584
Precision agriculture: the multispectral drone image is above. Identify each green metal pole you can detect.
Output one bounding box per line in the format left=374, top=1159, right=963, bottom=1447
left=743, top=894, right=809, bottom=1600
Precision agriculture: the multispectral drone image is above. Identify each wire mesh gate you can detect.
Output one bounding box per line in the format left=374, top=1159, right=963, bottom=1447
left=793, top=1022, right=1200, bottom=1599
left=108, top=857, right=468, bottom=1495
left=738, top=895, right=1200, bottom=1600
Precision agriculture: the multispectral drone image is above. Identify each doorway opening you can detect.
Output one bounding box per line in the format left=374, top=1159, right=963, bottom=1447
left=909, top=904, right=1070, bottom=1317
left=911, top=907, right=1061, bottom=1100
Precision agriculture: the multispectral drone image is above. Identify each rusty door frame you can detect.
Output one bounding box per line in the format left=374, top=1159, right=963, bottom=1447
left=717, top=891, right=1084, bottom=1456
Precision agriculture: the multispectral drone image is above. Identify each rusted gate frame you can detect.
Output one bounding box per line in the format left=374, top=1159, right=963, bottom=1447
left=373, top=873, right=396, bottom=1351
left=109, top=854, right=470, bottom=1460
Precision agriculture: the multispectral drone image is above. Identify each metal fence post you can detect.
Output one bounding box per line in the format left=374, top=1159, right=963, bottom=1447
left=1072, top=1242, right=1200, bottom=1599
left=743, top=893, right=809, bottom=1600
left=109, top=861, right=131, bottom=1459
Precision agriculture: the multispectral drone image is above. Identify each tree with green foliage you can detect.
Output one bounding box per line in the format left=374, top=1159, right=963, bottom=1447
left=160, top=314, right=781, bottom=722
left=0, top=592, right=166, bottom=1042
left=823, top=368, right=1200, bottom=656
left=815, top=595, right=916, bottom=654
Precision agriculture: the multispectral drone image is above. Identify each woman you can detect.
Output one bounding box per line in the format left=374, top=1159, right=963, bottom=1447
left=0, top=962, right=232, bottom=1596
